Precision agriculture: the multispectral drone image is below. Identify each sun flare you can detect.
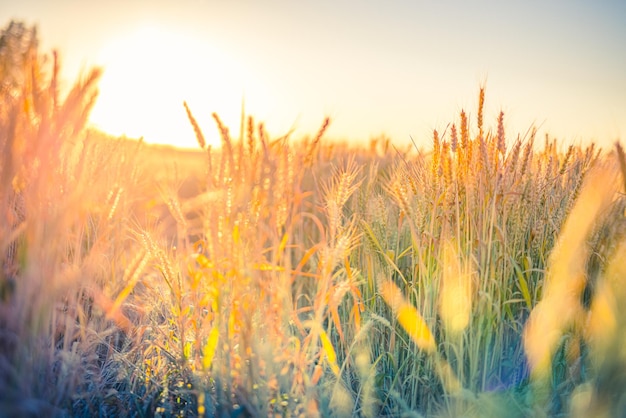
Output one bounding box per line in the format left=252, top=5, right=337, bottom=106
left=90, top=23, right=251, bottom=148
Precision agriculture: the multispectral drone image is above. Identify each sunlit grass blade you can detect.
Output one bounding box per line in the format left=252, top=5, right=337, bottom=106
left=439, top=240, right=472, bottom=334
left=203, top=326, right=220, bottom=371
left=379, top=278, right=436, bottom=353
left=319, top=328, right=340, bottom=376
left=512, top=257, right=533, bottom=311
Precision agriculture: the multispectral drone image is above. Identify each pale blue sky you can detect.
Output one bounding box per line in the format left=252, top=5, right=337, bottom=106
left=3, top=0, right=625, bottom=149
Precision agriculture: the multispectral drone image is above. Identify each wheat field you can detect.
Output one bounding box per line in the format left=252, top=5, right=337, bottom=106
left=2, top=21, right=626, bottom=417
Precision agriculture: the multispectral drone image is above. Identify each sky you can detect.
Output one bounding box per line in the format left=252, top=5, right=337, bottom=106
left=2, top=0, right=625, bottom=149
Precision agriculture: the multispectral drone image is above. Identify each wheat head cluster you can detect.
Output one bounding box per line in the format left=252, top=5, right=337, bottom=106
left=1, top=21, right=626, bottom=417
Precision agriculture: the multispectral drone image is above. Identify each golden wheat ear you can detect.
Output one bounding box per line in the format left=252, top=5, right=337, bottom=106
left=183, top=101, right=206, bottom=149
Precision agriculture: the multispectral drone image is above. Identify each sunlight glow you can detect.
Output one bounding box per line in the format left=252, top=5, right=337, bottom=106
left=90, top=23, right=253, bottom=148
